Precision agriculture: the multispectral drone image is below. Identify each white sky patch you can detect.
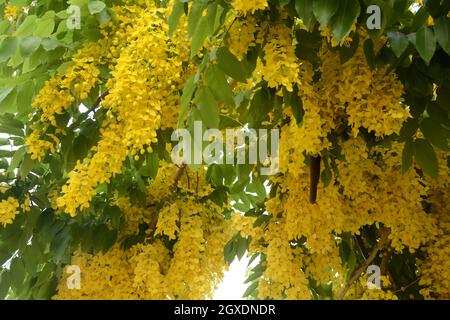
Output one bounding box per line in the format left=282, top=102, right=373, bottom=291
left=214, top=256, right=250, bottom=300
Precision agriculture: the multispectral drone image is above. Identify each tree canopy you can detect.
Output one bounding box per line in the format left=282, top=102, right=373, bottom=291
left=0, top=0, right=449, bottom=300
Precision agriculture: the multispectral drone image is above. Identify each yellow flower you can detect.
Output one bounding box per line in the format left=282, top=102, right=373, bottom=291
left=232, top=0, right=268, bottom=15
left=0, top=197, right=20, bottom=226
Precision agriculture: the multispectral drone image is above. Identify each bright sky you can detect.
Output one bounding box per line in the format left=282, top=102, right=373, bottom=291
left=214, top=256, right=250, bottom=300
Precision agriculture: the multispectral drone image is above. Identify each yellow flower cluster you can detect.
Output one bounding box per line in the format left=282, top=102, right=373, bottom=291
left=55, top=5, right=190, bottom=216
left=54, top=161, right=234, bottom=299
left=344, top=275, right=398, bottom=300
left=102, top=5, right=185, bottom=157
left=241, top=135, right=442, bottom=298
left=56, top=120, right=128, bottom=216
left=260, top=24, right=300, bottom=92
left=55, top=196, right=233, bottom=299
left=155, top=202, right=180, bottom=240
left=258, top=222, right=310, bottom=299
left=320, top=23, right=356, bottom=47
left=279, top=29, right=410, bottom=177
left=419, top=151, right=450, bottom=299
left=227, top=16, right=258, bottom=60
left=419, top=234, right=450, bottom=299
left=279, top=62, right=333, bottom=175
left=4, top=4, right=23, bottom=21
left=232, top=0, right=268, bottom=15
left=25, top=41, right=106, bottom=160
left=320, top=34, right=410, bottom=138
left=25, top=129, right=59, bottom=161
left=113, top=196, right=149, bottom=236
left=0, top=197, right=20, bottom=226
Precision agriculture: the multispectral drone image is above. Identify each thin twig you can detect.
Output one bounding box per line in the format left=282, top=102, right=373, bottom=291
left=69, top=90, right=109, bottom=129
left=393, top=278, right=421, bottom=294
left=89, top=89, right=109, bottom=113
left=337, top=228, right=391, bottom=300
left=354, top=234, right=369, bottom=260
left=218, top=17, right=237, bottom=49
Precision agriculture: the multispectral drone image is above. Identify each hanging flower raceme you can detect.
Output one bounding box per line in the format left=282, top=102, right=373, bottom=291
left=232, top=0, right=268, bottom=15
left=0, top=197, right=20, bottom=226
left=260, top=24, right=300, bottom=93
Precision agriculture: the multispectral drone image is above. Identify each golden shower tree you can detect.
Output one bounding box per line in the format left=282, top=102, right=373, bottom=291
left=0, top=0, right=449, bottom=299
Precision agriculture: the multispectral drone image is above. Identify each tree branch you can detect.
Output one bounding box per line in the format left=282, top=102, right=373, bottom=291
left=172, top=163, right=186, bottom=190
left=354, top=234, right=369, bottom=260
left=337, top=228, right=391, bottom=300
left=309, top=156, right=321, bottom=204
left=69, top=90, right=109, bottom=129
left=89, top=89, right=109, bottom=113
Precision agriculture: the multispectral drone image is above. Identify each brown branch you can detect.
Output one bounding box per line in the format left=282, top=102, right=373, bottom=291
left=309, top=156, right=321, bottom=204
left=337, top=228, right=391, bottom=300
left=89, top=89, right=109, bottom=113
left=172, top=163, right=186, bottom=190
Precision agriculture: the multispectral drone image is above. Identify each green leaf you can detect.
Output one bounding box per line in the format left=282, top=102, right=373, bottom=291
left=249, top=88, right=272, bottom=122
left=243, top=281, right=258, bottom=298
left=0, top=20, right=10, bottom=34
left=168, top=0, right=184, bottom=37
left=190, top=16, right=209, bottom=56
left=0, top=87, right=14, bottom=104
left=178, top=76, right=196, bottom=127
left=34, top=16, right=55, bottom=37
left=16, top=80, right=34, bottom=115
left=205, top=65, right=234, bottom=106
left=139, top=152, right=159, bottom=178
left=224, top=238, right=236, bottom=264
left=363, top=38, right=376, bottom=69
left=88, top=1, right=106, bottom=14
left=313, top=0, right=339, bottom=26
left=0, top=87, right=17, bottom=114
left=340, top=31, right=359, bottom=63
left=10, top=258, right=25, bottom=289
left=0, top=37, right=18, bottom=63
left=295, top=0, right=315, bottom=30
left=387, top=31, right=410, bottom=57
left=217, top=46, right=248, bottom=83
left=402, top=141, right=413, bottom=173
left=20, top=153, right=36, bottom=177
left=435, top=16, right=450, bottom=55
left=188, top=1, right=204, bottom=38
left=420, top=118, right=449, bottom=151
left=414, top=26, right=436, bottom=64
left=329, top=0, right=360, bottom=42
left=236, top=237, right=248, bottom=260
left=413, top=138, right=439, bottom=179
left=206, top=2, right=223, bottom=34
left=196, top=86, right=220, bottom=129
left=19, top=36, right=41, bottom=57
left=0, top=271, right=10, bottom=299
left=8, top=146, right=26, bottom=172
left=16, top=15, right=38, bottom=37
left=400, top=118, right=419, bottom=141
left=321, top=157, right=332, bottom=186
